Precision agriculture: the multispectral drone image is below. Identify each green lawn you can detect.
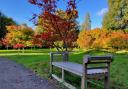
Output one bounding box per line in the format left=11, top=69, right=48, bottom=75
left=0, top=49, right=128, bottom=89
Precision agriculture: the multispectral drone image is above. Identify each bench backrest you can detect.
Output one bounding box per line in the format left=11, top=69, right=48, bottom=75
left=83, top=55, right=113, bottom=70
left=50, top=52, right=69, bottom=62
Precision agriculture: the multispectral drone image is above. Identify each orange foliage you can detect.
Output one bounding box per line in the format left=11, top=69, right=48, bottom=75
left=108, top=31, right=128, bottom=49
left=77, top=29, right=128, bottom=50
left=77, top=30, right=93, bottom=49
left=6, top=25, right=21, bottom=31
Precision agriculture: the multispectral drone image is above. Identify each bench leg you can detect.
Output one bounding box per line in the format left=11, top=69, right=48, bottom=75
left=50, top=65, right=53, bottom=78
left=104, top=75, right=110, bottom=89
left=81, top=76, right=88, bottom=89
left=62, top=69, right=64, bottom=82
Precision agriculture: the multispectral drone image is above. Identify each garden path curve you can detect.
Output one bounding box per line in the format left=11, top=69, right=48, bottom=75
left=0, top=58, right=58, bottom=89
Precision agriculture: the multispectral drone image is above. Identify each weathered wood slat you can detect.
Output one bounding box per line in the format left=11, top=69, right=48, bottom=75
left=84, top=55, right=113, bottom=64
left=52, top=62, right=83, bottom=76
left=89, top=56, right=112, bottom=60
left=52, top=74, right=76, bottom=89
left=87, top=66, right=108, bottom=69
left=50, top=52, right=69, bottom=55
left=52, top=62, right=108, bottom=75
left=88, top=61, right=110, bottom=64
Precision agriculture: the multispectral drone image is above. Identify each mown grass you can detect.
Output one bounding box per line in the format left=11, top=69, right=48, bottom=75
left=0, top=49, right=128, bottom=89
left=0, top=48, right=56, bottom=53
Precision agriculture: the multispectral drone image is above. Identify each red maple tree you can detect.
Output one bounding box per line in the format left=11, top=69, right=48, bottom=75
left=29, top=0, right=79, bottom=51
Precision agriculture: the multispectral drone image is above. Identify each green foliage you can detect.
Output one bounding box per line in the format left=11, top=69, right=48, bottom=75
left=0, top=12, right=17, bottom=40
left=34, top=25, right=44, bottom=34
left=20, top=28, right=34, bottom=41
left=102, top=0, right=128, bottom=30
left=81, top=12, right=91, bottom=30
left=25, top=41, right=33, bottom=47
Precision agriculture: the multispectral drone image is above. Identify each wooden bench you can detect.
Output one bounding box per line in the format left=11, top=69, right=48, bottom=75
left=50, top=52, right=113, bottom=89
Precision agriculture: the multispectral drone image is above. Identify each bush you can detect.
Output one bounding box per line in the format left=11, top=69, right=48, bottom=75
left=108, top=31, right=128, bottom=50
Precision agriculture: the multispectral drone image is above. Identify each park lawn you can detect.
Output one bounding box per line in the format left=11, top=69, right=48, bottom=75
left=0, top=49, right=128, bottom=89
left=0, top=48, right=56, bottom=54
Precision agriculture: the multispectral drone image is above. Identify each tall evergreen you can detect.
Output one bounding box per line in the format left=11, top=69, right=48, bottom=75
left=82, top=13, right=91, bottom=30
left=102, top=0, right=128, bottom=30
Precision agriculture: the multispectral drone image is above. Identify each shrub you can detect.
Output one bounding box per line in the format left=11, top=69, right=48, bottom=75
left=108, top=31, right=128, bottom=50
left=13, top=44, right=25, bottom=49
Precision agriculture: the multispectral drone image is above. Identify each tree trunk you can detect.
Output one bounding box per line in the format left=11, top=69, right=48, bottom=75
left=22, top=48, right=24, bottom=53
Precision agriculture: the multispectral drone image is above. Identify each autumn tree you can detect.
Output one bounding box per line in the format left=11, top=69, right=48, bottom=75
left=29, top=0, right=80, bottom=52
left=77, top=28, right=128, bottom=50
left=102, top=0, right=128, bottom=30
left=108, top=31, right=128, bottom=50
left=20, top=24, right=34, bottom=41
left=4, top=24, right=34, bottom=48
left=35, top=9, right=79, bottom=48
left=77, top=28, right=105, bottom=49
left=81, top=12, right=91, bottom=30
left=32, top=34, right=44, bottom=48
left=0, top=12, right=17, bottom=40
left=77, top=30, right=93, bottom=49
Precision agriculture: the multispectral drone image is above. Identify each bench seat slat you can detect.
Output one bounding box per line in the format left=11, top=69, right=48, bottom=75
left=52, top=62, right=108, bottom=76
left=52, top=62, right=83, bottom=76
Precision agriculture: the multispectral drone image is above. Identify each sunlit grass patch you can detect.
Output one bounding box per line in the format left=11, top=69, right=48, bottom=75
left=0, top=53, right=48, bottom=56
left=116, top=50, right=128, bottom=54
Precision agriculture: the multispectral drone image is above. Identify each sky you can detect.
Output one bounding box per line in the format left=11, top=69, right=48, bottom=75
left=0, top=0, right=108, bottom=29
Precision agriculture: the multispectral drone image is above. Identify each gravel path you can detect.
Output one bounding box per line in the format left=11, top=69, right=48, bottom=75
left=0, top=58, right=58, bottom=89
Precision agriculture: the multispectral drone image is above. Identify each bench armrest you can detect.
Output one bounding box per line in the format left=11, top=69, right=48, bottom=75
left=83, top=55, right=90, bottom=63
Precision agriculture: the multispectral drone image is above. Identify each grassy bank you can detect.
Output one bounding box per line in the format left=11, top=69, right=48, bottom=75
left=0, top=49, right=128, bottom=89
